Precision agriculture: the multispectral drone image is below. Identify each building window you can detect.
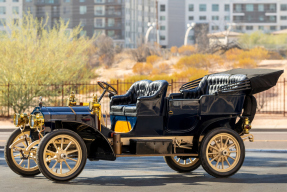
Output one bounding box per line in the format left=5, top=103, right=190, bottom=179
left=281, top=26, right=287, bottom=30
left=281, top=4, right=287, bottom=11
left=94, top=29, right=104, bottom=36
left=235, top=4, right=242, bottom=12
left=64, top=0, right=70, bottom=2
left=25, top=6, right=32, bottom=13
left=246, top=4, right=254, bottom=12
left=270, top=4, right=276, bottom=11
left=270, top=26, right=276, bottom=30
left=94, top=6, right=104, bottom=15
left=258, top=26, right=264, bottom=30
left=80, top=18, right=86, bottom=26
left=199, top=4, right=206, bottom=12
left=188, top=16, right=194, bottom=20
left=160, top=16, right=165, bottom=21
left=233, top=16, right=243, bottom=22
left=224, top=4, right=229, bottom=11
left=80, top=0, right=85, bottom=2
left=160, top=5, right=165, bottom=12
left=26, top=0, right=32, bottom=2
left=189, top=4, right=194, bottom=11
left=95, top=18, right=104, bottom=27
left=281, top=16, right=287, bottom=20
left=236, top=26, right=242, bottom=31
left=269, top=16, right=276, bottom=22
left=246, top=26, right=253, bottom=30
left=80, top=30, right=86, bottom=37
left=160, top=26, right=165, bottom=30
left=94, top=0, right=104, bottom=3
left=247, top=15, right=253, bottom=21
left=107, top=30, right=115, bottom=37
left=212, top=16, right=219, bottom=20
left=199, top=16, right=206, bottom=20
left=107, top=18, right=114, bottom=27
left=160, top=36, right=165, bottom=40
left=0, top=0, right=5, bottom=2
left=212, top=4, right=219, bottom=11
left=224, top=16, right=230, bottom=21
left=258, top=4, right=264, bottom=12
left=258, top=15, right=264, bottom=21
left=211, top=26, right=219, bottom=30
left=0, top=7, right=6, bottom=14
left=12, top=6, right=19, bottom=14
left=79, top=6, right=87, bottom=14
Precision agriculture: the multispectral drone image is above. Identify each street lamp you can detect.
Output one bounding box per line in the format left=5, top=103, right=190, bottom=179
left=184, top=22, right=196, bottom=46
left=145, top=22, right=156, bottom=44
left=225, top=23, right=236, bottom=45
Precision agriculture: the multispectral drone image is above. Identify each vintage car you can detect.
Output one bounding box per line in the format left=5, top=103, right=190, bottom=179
left=4, top=68, right=283, bottom=182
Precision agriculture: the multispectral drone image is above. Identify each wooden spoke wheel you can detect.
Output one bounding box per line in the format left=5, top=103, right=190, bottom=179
left=37, top=129, right=87, bottom=182
left=200, top=128, right=245, bottom=178
left=164, top=156, right=201, bottom=173
left=4, top=128, right=40, bottom=176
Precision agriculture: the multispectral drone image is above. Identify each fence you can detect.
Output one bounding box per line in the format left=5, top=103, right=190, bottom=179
left=0, top=79, right=286, bottom=117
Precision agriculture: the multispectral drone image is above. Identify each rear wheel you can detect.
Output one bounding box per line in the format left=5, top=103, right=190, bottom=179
left=200, top=128, right=245, bottom=178
left=36, top=129, right=87, bottom=182
left=164, top=156, right=201, bottom=173
left=4, top=128, right=40, bottom=176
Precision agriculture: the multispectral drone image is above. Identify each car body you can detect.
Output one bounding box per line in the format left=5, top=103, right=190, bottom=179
left=5, top=68, right=283, bottom=181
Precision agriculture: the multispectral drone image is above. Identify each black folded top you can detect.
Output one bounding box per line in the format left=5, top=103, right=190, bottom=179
left=219, top=68, right=284, bottom=94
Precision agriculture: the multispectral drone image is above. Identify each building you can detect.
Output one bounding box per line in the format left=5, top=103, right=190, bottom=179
left=23, top=0, right=157, bottom=48
left=0, top=0, right=22, bottom=32
left=158, top=0, right=287, bottom=48
left=207, top=30, right=242, bottom=46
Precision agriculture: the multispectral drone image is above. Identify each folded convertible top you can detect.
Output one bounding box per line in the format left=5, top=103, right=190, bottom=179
left=220, top=68, right=284, bottom=94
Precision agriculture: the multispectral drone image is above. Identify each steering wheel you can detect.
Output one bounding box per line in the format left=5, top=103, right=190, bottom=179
left=97, top=81, right=118, bottom=102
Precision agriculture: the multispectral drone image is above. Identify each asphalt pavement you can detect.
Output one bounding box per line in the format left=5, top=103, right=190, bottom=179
left=0, top=149, right=287, bottom=192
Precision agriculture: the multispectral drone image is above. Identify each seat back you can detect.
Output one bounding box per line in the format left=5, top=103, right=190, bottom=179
left=206, top=74, right=230, bottom=95
left=129, top=80, right=152, bottom=103
left=147, top=80, right=169, bottom=97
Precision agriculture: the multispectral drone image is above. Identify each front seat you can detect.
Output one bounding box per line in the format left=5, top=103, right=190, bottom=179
left=110, top=80, right=169, bottom=117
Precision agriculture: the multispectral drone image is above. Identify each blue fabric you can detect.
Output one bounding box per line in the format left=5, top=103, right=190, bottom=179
left=110, top=115, right=137, bottom=131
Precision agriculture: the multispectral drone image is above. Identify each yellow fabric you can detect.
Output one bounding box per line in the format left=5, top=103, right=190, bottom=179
left=114, top=121, right=132, bottom=133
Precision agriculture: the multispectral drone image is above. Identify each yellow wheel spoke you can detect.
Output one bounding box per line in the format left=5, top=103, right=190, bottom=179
left=177, top=158, right=180, bottom=163
left=61, top=138, right=64, bottom=150
left=21, top=142, right=27, bottom=148
left=14, top=154, right=21, bottom=158
left=52, top=141, right=58, bottom=151
left=227, top=155, right=235, bottom=160
left=46, top=149, right=56, bottom=155
left=215, top=157, right=220, bottom=168
left=46, top=156, right=57, bottom=162
left=60, top=162, right=63, bottom=174
left=64, top=160, right=72, bottom=171
left=184, top=160, right=186, bottom=165
left=28, top=158, right=30, bottom=169
left=19, top=159, right=24, bottom=166
left=220, top=136, right=223, bottom=148
left=208, top=152, right=219, bottom=155
left=221, top=157, right=224, bottom=169
left=224, top=137, right=230, bottom=148
left=209, top=145, right=219, bottom=151
left=64, top=141, right=73, bottom=151
left=214, top=139, right=220, bottom=149
left=225, top=157, right=231, bottom=166
left=189, top=158, right=193, bottom=163
left=210, top=154, right=220, bottom=163
left=67, top=157, right=77, bottom=162
left=228, top=143, right=235, bottom=148
left=67, top=150, right=78, bottom=155
left=229, top=151, right=237, bottom=153
left=51, top=161, right=58, bottom=171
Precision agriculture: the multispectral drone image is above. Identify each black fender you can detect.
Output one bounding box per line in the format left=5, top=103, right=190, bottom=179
left=192, top=116, right=236, bottom=154
left=50, top=120, right=116, bottom=161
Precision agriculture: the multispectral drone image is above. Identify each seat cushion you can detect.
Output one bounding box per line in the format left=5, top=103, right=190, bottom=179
left=124, top=104, right=137, bottom=117
left=110, top=105, right=125, bottom=116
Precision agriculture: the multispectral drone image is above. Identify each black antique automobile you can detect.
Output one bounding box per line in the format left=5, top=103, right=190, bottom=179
left=4, top=68, right=283, bottom=181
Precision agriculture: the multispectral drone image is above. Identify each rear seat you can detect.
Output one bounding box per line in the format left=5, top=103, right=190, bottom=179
left=178, top=73, right=247, bottom=99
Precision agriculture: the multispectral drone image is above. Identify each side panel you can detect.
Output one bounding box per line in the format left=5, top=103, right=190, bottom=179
left=200, top=95, right=245, bottom=115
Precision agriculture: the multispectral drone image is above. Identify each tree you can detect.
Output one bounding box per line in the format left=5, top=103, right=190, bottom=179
left=0, top=14, right=96, bottom=113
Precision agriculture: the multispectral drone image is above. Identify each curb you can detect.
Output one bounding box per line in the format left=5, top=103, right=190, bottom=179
left=246, top=149, right=287, bottom=153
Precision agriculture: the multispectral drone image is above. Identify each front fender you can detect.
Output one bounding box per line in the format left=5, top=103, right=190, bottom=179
left=51, top=121, right=116, bottom=161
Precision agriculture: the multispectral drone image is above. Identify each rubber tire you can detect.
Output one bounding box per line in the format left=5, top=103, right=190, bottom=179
left=164, top=156, right=201, bottom=173
left=4, top=128, right=41, bottom=177
left=200, top=128, right=245, bottom=178
left=36, top=129, right=87, bottom=182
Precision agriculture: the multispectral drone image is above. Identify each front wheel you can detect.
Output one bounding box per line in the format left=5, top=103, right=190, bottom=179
left=36, top=129, right=87, bottom=182
left=4, top=128, right=40, bottom=176
left=164, top=156, right=201, bottom=173
left=200, top=128, right=245, bottom=178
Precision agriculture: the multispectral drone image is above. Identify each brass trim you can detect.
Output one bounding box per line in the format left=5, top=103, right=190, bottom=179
left=241, top=134, right=254, bottom=142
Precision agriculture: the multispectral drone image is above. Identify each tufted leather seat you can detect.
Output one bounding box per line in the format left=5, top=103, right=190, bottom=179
left=110, top=80, right=169, bottom=116
left=177, top=73, right=247, bottom=99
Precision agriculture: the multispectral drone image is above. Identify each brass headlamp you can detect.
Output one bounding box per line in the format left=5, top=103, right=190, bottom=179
left=29, top=113, right=44, bottom=129
left=13, top=113, right=29, bottom=127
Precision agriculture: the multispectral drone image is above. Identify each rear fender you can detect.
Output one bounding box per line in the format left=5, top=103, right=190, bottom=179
left=192, top=116, right=236, bottom=153
left=52, top=121, right=116, bottom=161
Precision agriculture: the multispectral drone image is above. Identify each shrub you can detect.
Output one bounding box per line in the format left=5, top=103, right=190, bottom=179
left=130, top=44, right=161, bottom=62
left=170, top=46, right=178, bottom=55
left=132, top=62, right=153, bottom=75
left=146, top=55, right=160, bottom=64
left=178, top=45, right=196, bottom=55
left=175, top=54, right=209, bottom=69
left=233, top=58, right=257, bottom=68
